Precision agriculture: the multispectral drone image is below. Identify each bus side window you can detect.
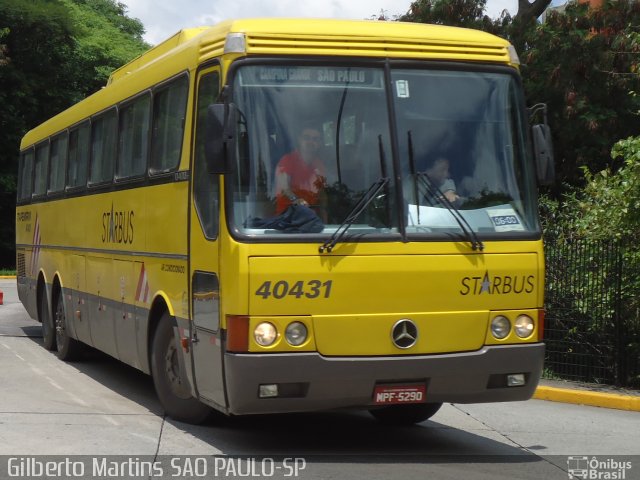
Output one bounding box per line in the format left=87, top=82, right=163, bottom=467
left=18, top=149, right=34, bottom=202
left=90, top=108, right=118, bottom=185
left=49, top=132, right=68, bottom=194
left=118, top=93, right=151, bottom=179
left=150, top=75, right=189, bottom=175
left=193, top=70, right=220, bottom=239
left=33, top=141, right=49, bottom=197
left=67, top=122, right=90, bottom=189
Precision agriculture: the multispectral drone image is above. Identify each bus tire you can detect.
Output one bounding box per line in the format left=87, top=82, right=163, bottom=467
left=39, top=287, right=56, bottom=351
left=54, top=288, right=82, bottom=361
left=151, top=313, right=211, bottom=424
left=369, top=402, right=443, bottom=425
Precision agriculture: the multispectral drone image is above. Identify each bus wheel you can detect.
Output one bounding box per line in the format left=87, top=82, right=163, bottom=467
left=369, top=402, right=443, bottom=426
left=151, top=313, right=211, bottom=424
left=54, top=289, right=82, bottom=361
left=39, top=289, right=56, bottom=351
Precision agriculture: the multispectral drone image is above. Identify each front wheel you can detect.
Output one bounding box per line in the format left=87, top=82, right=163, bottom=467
left=369, top=402, right=443, bottom=426
left=150, top=313, right=211, bottom=424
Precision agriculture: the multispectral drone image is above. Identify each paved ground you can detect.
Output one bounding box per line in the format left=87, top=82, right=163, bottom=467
left=0, top=278, right=639, bottom=480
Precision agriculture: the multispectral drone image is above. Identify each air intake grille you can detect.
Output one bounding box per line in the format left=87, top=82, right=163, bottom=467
left=17, top=252, right=26, bottom=278
left=245, top=35, right=510, bottom=63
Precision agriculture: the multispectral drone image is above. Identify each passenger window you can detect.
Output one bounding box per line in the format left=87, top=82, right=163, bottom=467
left=33, top=142, right=49, bottom=197
left=18, top=150, right=34, bottom=201
left=90, top=108, right=117, bottom=185
left=49, top=132, right=68, bottom=193
left=118, top=94, right=150, bottom=179
left=193, top=71, right=220, bottom=239
left=67, top=122, right=90, bottom=189
left=150, top=76, right=188, bottom=174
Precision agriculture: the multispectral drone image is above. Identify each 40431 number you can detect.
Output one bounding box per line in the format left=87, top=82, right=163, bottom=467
left=255, top=280, right=333, bottom=300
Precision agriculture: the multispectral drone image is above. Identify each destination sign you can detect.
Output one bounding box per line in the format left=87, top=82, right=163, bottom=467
left=238, top=66, right=383, bottom=88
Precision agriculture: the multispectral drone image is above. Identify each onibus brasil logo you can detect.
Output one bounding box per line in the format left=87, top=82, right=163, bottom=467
left=567, top=456, right=632, bottom=479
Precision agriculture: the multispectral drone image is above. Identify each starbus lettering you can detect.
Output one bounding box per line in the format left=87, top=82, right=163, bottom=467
left=460, top=271, right=535, bottom=295
left=102, top=203, right=134, bottom=244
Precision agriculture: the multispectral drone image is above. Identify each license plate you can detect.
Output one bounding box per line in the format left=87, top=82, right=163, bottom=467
left=373, top=384, right=426, bottom=405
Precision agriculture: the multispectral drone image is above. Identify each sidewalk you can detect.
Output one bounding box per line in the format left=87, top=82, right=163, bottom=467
left=534, top=378, right=640, bottom=412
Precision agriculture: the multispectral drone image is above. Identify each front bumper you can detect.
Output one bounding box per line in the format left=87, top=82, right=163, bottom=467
left=222, top=343, right=544, bottom=415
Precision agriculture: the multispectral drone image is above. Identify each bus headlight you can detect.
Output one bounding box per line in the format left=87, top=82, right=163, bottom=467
left=491, top=315, right=511, bottom=339
left=285, top=322, right=308, bottom=346
left=514, top=315, right=534, bottom=338
left=254, top=322, right=277, bottom=346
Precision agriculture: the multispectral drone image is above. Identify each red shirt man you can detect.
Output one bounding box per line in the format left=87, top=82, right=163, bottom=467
left=274, top=127, right=326, bottom=214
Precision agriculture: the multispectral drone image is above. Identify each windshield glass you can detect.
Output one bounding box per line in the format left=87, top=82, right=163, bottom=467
left=227, top=63, right=539, bottom=240
left=393, top=69, right=539, bottom=237
left=229, top=65, right=397, bottom=237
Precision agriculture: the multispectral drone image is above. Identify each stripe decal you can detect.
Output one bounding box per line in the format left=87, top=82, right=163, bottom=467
left=30, top=215, right=41, bottom=275
left=15, top=243, right=187, bottom=261
left=135, top=263, right=150, bottom=304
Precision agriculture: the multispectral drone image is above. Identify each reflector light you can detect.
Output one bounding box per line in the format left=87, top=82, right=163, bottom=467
left=226, top=315, right=249, bottom=352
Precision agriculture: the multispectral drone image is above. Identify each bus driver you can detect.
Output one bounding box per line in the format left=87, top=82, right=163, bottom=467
left=274, top=125, right=327, bottom=215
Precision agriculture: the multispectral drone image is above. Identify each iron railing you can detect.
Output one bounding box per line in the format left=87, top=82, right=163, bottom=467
left=544, top=237, right=640, bottom=388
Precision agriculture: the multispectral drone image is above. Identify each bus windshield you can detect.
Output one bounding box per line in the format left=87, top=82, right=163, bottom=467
left=228, top=64, right=539, bottom=240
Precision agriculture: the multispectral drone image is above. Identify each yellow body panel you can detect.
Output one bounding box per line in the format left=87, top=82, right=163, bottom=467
left=248, top=253, right=539, bottom=316
left=245, top=251, right=540, bottom=355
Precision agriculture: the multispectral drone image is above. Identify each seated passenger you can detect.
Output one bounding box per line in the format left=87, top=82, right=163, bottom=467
left=405, top=157, right=460, bottom=205
left=424, top=157, right=459, bottom=203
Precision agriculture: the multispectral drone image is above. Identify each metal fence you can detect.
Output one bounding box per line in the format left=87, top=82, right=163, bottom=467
left=544, top=237, right=640, bottom=388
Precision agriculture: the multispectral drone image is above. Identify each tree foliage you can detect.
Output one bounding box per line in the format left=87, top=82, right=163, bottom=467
left=522, top=0, right=640, bottom=190
left=0, top=0, right=148, bottom=268
left=401, top=0, right=509, bottom=33
left=540, top=136, right=640, bottom=366
left=401, top=0, right=640, bottom=192
left=60, top=0, right=147, bottom=95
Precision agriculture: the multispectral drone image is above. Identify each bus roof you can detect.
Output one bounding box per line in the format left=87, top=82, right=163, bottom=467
left=21, top=18, right=513, bottom=149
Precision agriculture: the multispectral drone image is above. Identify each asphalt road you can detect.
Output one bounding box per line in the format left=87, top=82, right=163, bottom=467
left=0, top=278, right=638, bottom=480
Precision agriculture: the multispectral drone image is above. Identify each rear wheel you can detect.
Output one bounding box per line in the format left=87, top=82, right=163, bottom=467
left=54, top=288, right=82, bottom=361
left=39, top=288, right=56, bottom=351
left=369, top=402, right=443, bottom=426
left=151, top=313, right=211, bottom=424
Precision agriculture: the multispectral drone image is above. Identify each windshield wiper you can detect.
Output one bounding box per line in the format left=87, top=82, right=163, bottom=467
left=319, top=177, right=390, bottom=253
left=415, top=172, right=484, bottom=251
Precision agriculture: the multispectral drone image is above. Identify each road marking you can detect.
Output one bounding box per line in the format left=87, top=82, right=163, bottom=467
left=65, top=392, right=89, bottom=407
left=14, top=353, right=25, bottom=361
left=2, top=343, right=11, bottom=350
left=104, top=416, right=120, bottom=426
left=130, top=432, right=157, bottom=444
left=48, top=379, right=64, bottom=391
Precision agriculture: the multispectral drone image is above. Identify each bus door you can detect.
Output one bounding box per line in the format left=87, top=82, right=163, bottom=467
left=188, top=66, right=225, bottom=409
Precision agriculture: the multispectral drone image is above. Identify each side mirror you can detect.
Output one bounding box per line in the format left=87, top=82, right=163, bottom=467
left=205, top=103, right=238, bottom=174
left=532, top=124, right=555, bottom=186
left=529, top=103, right=555, bottom=186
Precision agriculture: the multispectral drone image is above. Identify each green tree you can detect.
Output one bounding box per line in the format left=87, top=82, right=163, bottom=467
left=401, top=0, right=640, bottom=190
left=61, top=0, right=148, bottom=97
left=401, top=0, right=509, bottom=34
left=522, top=0, right=640, bottom=190
left=0, top=0, right=148, bottom=268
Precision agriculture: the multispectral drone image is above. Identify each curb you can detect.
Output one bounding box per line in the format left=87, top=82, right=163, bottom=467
left=0, top=276, right=16, bottom=279
left=534, top=386, right=640, bottom=412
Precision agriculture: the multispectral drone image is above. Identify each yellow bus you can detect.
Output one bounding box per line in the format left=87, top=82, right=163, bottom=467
left=16, top=18, right=554, bottom=425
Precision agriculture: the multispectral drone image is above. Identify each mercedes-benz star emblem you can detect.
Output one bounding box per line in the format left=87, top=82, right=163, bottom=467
left=391, top=319, right=418, bottom=349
